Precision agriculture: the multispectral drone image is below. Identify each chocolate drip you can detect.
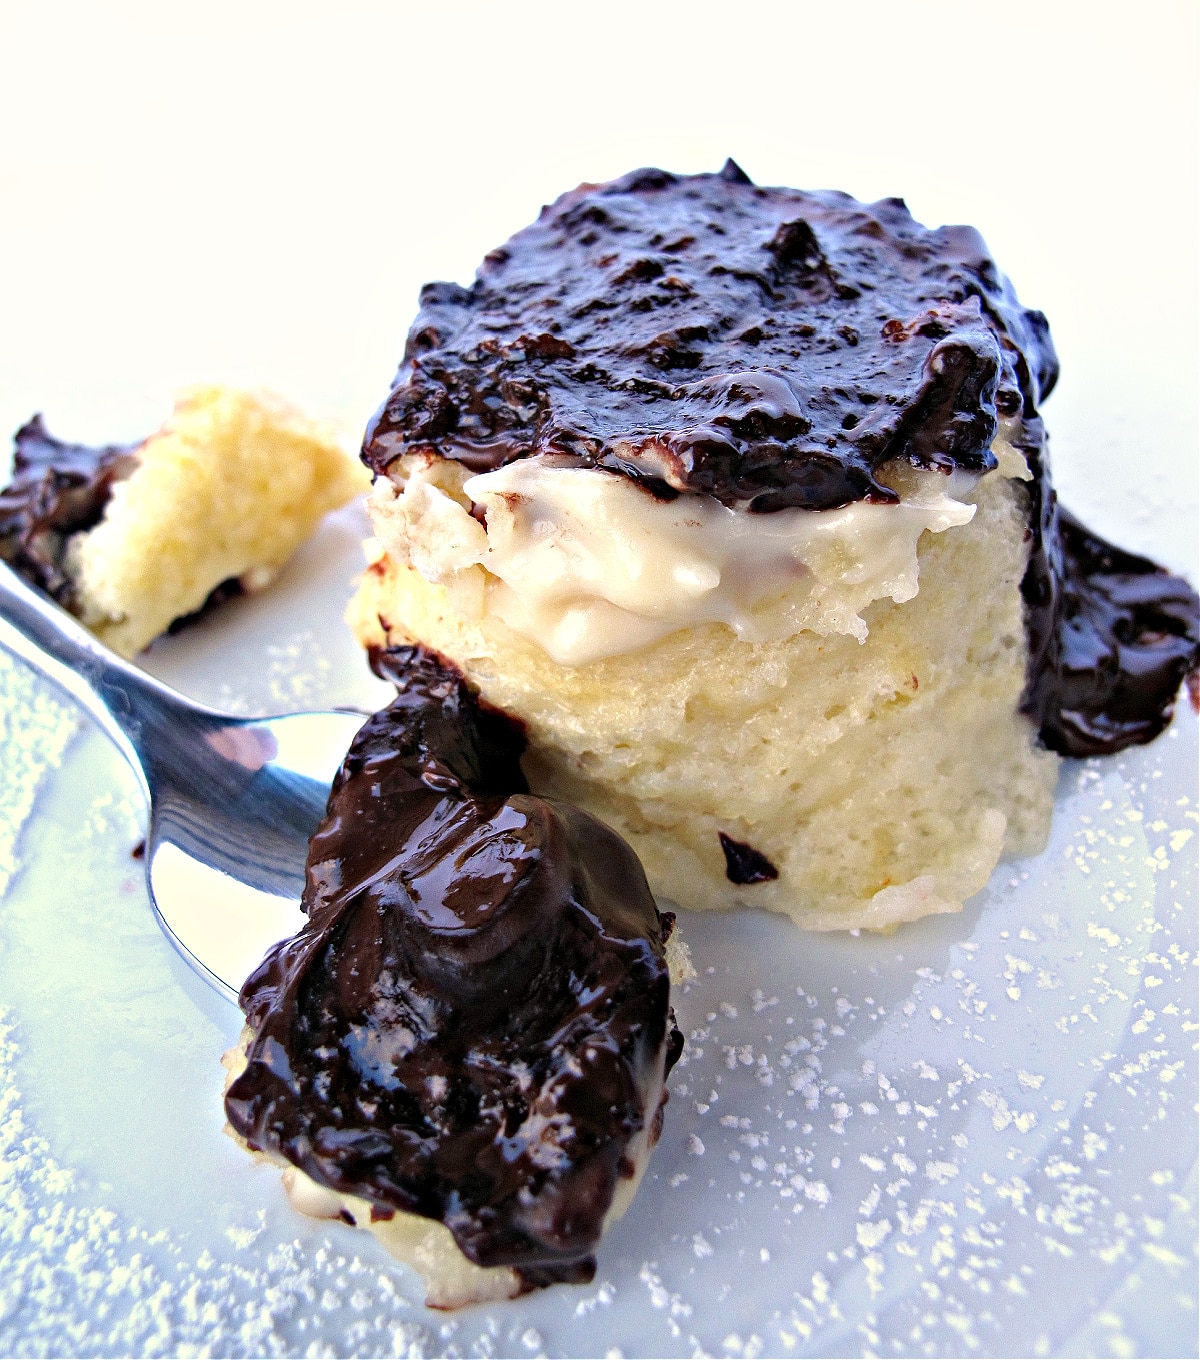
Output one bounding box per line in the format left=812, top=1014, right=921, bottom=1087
left=224, top=645, right=682, bottom=1289
left=1015, top=419, right=1200, bottom=756
left=0, top=416, right=140, bottom=606
left=363, top=166, right=1057, bottom=512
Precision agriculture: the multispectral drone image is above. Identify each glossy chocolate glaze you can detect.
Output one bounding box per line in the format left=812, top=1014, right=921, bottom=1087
left=1014, top=411, right=1200, bottom=755
left=0, top=416, right=139, bottom=606
left=363, top=159, right=1058, bottom=512
left=362, top=163, right=1197, bottom=759
left=225, top=645, right=683, bottom=1289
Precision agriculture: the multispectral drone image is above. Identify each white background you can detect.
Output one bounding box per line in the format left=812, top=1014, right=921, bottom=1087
left=1, top=0, right=1196, bottom=576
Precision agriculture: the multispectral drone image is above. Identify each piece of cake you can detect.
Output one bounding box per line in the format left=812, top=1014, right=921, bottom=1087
left=0, top=385, right=368, bottom=656
left=348, top=162, right=1200, bottom=931
left=223, top=646, right=686, bottom=1309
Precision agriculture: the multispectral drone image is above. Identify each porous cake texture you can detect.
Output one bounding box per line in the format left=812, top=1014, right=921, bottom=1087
left=349, top=454, right=1060, bottom=931
left=349, top=161, right=1198, bottom=932
left=66, top=386, right=366, bottom=656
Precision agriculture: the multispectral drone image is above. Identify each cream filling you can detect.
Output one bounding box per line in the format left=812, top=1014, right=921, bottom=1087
left=369, top=438, right=1030, bottom=667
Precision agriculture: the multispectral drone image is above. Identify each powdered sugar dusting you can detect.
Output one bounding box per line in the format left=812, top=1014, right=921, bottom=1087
left=0, top=602, right=1195, bottom=1354
left=651, top=739, right=1197, bottom=1357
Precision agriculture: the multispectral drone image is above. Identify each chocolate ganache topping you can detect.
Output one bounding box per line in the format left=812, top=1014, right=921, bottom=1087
left=363, top=162, right=1198, bottom=758
left=224, top=645, right=683, bottom=1290
left=0, top=416, right=139, bottom=606
left=363, top=158, right=1057, bottom=511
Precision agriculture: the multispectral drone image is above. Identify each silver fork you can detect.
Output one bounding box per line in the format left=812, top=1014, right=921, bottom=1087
left=0, top=560, right=366, bottom=1002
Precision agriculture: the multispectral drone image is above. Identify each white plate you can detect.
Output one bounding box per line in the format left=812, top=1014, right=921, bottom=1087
left=0, top=494, right=1195, bottom=1359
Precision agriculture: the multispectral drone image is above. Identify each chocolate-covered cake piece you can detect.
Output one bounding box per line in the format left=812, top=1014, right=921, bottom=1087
left=0, top=415, right=139, bottom=607
left=352, top=163, right=1197, bottom=932
left=224, top=645, right=683, bottom=1303
left=0, top=390, right=366, bottom=656
left=0, top=412, right=250, bottom=631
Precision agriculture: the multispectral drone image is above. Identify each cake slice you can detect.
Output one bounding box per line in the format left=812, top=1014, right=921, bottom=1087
left=349, top=162, right=1199, bottom=931
left=1, top=385, right=367, bottom=656
left=223, top=646, right=686, bottom=1308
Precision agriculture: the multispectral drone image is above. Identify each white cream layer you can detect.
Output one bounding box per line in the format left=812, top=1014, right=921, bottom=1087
left=369, top=439, right=1028, bottom=667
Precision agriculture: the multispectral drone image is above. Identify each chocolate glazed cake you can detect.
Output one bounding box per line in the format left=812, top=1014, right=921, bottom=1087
left=350, top=161, right=1200, bottom=930
left=223, top=646, right=685, bottom=1308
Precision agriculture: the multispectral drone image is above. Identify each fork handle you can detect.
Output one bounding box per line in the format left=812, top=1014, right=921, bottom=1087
left=0, top=559, right=194, bottom=787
